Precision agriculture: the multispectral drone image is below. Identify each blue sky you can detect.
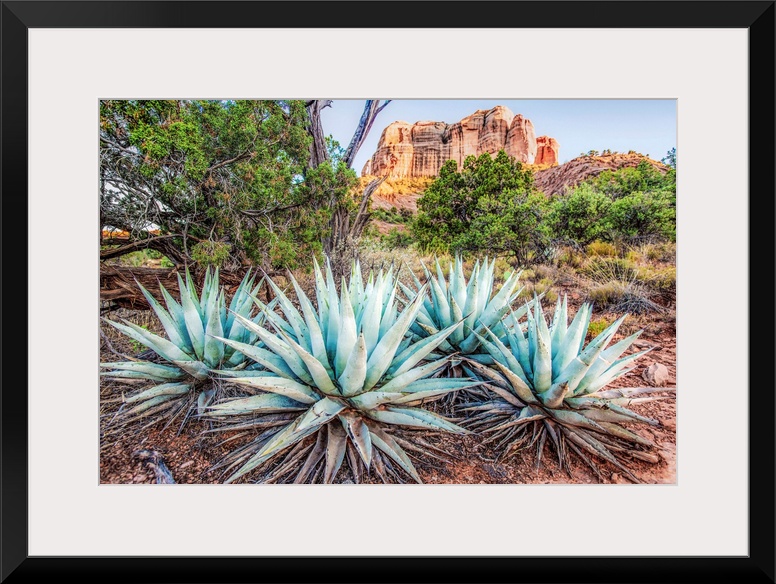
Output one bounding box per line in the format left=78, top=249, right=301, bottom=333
left=320, top=99, right=677, bottom=175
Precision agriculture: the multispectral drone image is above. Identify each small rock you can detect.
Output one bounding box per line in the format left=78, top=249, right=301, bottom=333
left=633, top=340, right=662, bottom=350
left=642, top=362, right=670, bottom=387
left=610, top=473, right=620, bottom=482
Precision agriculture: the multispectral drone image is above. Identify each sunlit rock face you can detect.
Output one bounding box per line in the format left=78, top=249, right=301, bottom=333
left=365, top=121, right=415, bottom=178
left=363, top=106, right=556, bottom=177
left=535, top=136, right=560, bottom=166
left=506, top=114, right=537, bottom=164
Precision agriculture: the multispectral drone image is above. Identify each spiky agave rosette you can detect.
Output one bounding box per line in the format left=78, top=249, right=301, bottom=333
left=101, top=267, right=269, bottom=424
left=463, top=295, right=673, bottom=482
left=399, top=256, right=526, bottom=407
left=204, top=259, right=480, bottom=484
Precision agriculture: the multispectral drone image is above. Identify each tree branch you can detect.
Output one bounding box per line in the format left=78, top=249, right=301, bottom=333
left=343, top=100, right=391, bottom=169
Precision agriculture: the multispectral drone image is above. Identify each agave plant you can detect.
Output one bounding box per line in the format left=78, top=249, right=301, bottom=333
left=464, top=295, right=672, bottom=482
left=101, top=267, right=268, bottom=424
left=402, top=256, right=525, bottom=363
left=204, top=258, right=478, bottom=484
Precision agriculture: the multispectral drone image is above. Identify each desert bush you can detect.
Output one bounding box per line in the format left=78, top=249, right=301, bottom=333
left=607, top=190, right=676, bottom=242
left=586, top=241, right=618, bottom=257
left=555, top=247, right=585, bottom=269
left=636, top=265, right=677, bottom=300
left=588, top=281, right=629, bottom=306
left=191, top=241, right=232, bottom=268
left=582, top=257, right=638, bottom=281
left=380, top=228, right=414, bottom=250
left=518, top=277, right=557, bottom=304
left=549, top=184, right=612, bottom=245
left=413, top=151, right=553, bottom=266
left=631, top=241, right=676, bottom=262
left=586, top=317, right=612, bottom=340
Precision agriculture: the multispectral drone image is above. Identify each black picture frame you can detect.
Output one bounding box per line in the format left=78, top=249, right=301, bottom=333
left=2, top=1, right=773, bottom=582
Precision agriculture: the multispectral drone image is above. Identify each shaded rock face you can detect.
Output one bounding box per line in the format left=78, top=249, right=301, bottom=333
left=535, top=136, right=560, bottom=166
left=362, top=106, right=557, bottom=178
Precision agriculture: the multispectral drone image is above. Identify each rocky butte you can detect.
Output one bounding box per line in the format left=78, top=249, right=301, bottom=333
left=361, top=105, right=559, bottom=178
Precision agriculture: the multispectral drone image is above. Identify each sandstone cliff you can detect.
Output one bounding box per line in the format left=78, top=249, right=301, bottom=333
left=362, top=106, right=558, bottom=178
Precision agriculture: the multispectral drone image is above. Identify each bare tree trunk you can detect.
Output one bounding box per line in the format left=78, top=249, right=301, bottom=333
left=306, top=100, right=332, bottom=168
left=343, top=100, right=391, bottom=168
left=306, top=99, right=391, bottom=278
left=323, top=176, right=387, bottom=273
left=100, top=234, right=191, bottom=267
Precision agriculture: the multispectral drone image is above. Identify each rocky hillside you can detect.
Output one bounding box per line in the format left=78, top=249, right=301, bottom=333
left=363, top=152, right=667, bottom=214
left=362, top=105, right=559, bottom=178
left=533, top=152, right=668, bottom=196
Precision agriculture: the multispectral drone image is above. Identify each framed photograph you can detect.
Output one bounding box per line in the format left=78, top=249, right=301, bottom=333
left=3, top=1, right=773, bottom=582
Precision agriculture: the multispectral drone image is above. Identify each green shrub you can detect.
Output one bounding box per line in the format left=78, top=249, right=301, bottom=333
left=413, top=151, right=552, bottom=266
left=586, top=317, right=611, bottom=340
left=549, top=184, right=612, bottom=245
left=191, top=241, right=232, bottom=268
left=381, top=228, right=414, bottom=249
left=607, top=190, right=676, bottom=241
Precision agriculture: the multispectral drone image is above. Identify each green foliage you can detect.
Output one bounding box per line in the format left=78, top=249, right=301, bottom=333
left=607, top=190, right=676, bottom=241
left=372, top=207, right=409, bottom=224
left=100, top=100, right=353, bottom=271
left=549, top=183, right=612, bottom=245
left=586, top=317, right=611, bottom=340
left=413, top=151, right=552, bottom=266
left=636, top=265, right=677, bottom=300
left=661, top=147, right=676, bottom=169
left=589, top=160, right=672, bottom=200
left=112, top=248, right=175, bottom=268
left=549, top=155, right=676, bottom=246
left=582, top=257, right=638, bottom=281
left=191, top=241, right=232, bottom=268
left=381, top=229, right=414, bottom=249
left=583, top=257, right=664, bottom=314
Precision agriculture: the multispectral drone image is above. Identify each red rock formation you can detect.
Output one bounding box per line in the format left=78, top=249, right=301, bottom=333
left=479, top=105, right=514, bottom=154
left=534, top=152, right=666, bottom=196
left=411, top=121, right=447, bottom=178
left=367, top=121, right=414, bottom=178
left=506, top=114, right=537, bottom=163
left=535, top=136, right=560, bottom=166
left=363, top=106, right=557, bottom=178
left=442, top=110, right=489, bottom=170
